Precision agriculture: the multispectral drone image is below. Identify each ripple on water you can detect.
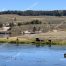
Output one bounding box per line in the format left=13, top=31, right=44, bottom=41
left=0, top=44, right=66, bottom=66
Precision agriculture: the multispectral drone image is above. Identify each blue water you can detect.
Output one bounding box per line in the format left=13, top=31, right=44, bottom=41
left=0, top=44, right=66, bottom=66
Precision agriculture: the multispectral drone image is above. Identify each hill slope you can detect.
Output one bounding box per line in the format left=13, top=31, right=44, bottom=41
left=0, top=14, right=66, bottom=32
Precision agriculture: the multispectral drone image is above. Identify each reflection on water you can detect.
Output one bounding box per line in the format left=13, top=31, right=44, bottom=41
left=0, top=44, right=66, bottom=66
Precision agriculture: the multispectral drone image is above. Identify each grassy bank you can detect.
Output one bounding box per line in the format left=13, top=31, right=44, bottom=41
left=0, top=37, right=66, bottom=45
left=0, top=37, right=33, bottom=44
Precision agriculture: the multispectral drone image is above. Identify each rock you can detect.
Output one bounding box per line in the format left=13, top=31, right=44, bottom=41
left=64, top=53, right=66, bottom=58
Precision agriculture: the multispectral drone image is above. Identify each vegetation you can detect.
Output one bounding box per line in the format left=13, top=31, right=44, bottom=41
left=0, top=12, right=66, bottom=45
left=0, top=23, right=3, bottom=28
left=0, top=10, right=66, bottom=16
left=17, top=20, right=42, bottom=25
left=0, top=37, right=66, bottom=45
left=30, top=20, right=42, bottom=24
left=33, top=26, right=37, bottom=33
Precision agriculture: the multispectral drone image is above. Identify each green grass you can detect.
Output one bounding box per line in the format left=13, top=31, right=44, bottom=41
left=0, top=37, right=66, bottom=45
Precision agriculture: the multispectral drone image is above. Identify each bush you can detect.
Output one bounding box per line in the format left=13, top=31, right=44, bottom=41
left=30, top=20, right=42, bottom=24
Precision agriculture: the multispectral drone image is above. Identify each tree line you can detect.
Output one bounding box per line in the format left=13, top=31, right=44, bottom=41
left=0, top=10, right=66, bottom=16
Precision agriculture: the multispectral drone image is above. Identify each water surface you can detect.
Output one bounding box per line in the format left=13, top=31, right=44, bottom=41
left=0, top=43, right=66, bottom=66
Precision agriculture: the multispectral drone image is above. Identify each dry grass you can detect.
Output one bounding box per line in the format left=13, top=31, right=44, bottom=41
left=0, top=14, right=66, bottom=45
left=0, top=14, right=66, bottom=32
left=0, top=14, right=66, bottom=23
left=0, top=31, right=66, bottom=45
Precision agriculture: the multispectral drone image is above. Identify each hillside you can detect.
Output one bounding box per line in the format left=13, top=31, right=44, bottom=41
left=0, top=14, right=66, bottom=33
left=0, top=14, right=66, bottom=23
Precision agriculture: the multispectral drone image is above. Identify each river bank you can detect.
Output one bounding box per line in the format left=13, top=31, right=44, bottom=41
left=0, top=36, right=66, bottom=45
left=0, top=31, right=66, bottom=45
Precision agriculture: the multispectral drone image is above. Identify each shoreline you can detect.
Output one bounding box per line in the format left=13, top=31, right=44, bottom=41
left=0, top=31, right=66, bottom=45
left=0, top=36, right=66, bottom=45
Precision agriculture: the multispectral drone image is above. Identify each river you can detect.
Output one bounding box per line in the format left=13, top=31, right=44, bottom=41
left=0, top=44, right=66, bottom=66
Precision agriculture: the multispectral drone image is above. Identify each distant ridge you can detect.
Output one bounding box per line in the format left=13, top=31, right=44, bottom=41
left=0, top=10, right=66, bottom=16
